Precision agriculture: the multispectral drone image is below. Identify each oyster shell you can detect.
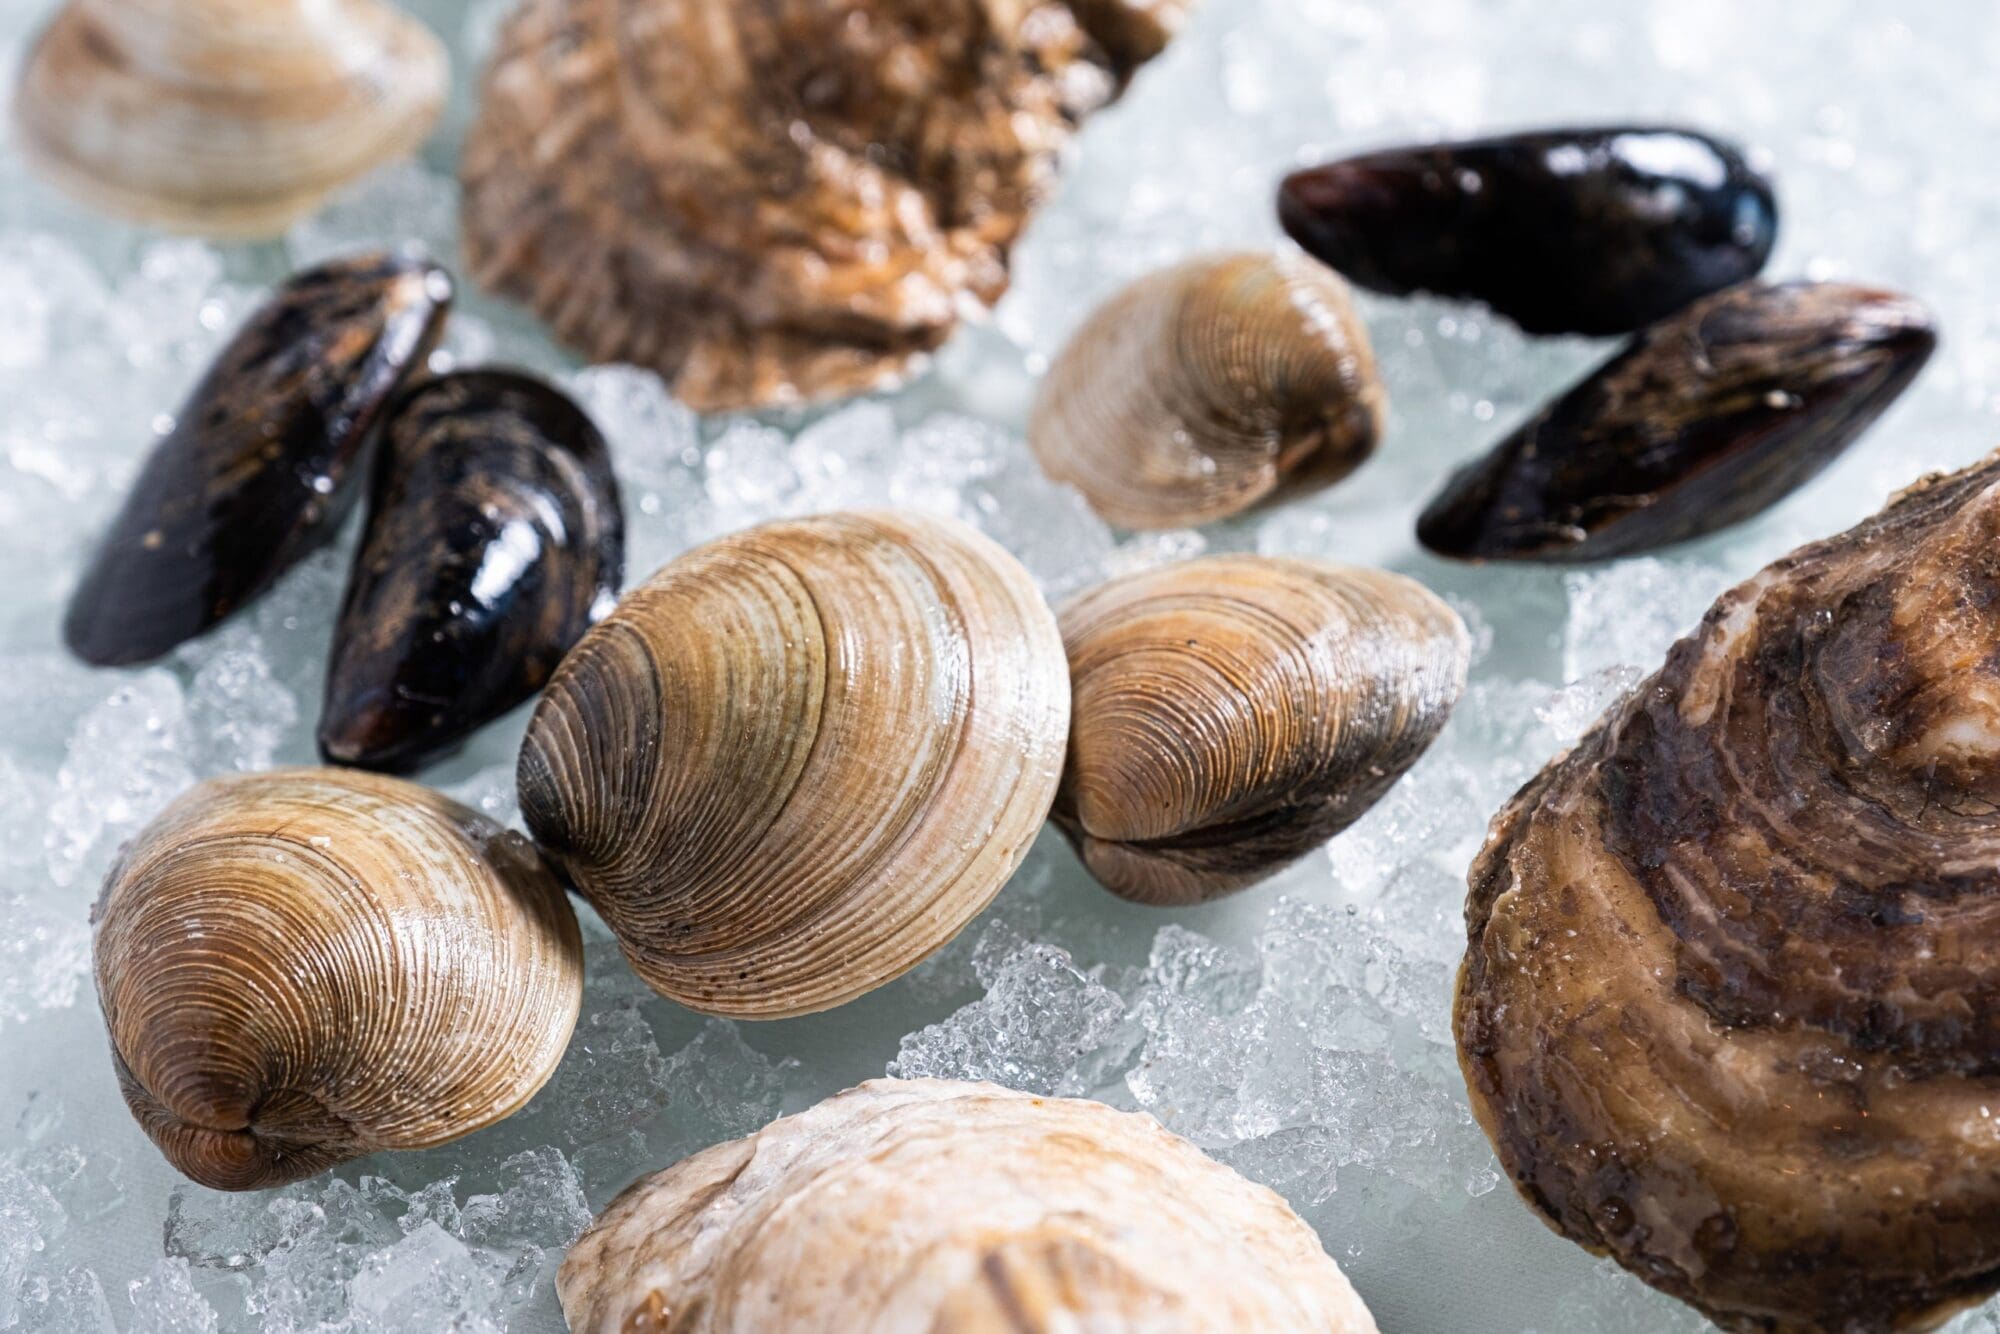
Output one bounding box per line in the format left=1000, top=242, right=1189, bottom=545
left=1280, top=126, right=1778, bottom=335
left=1456, top=451, right=2000, bottom=1330
left=558, top=1079, right=1378, bottom=1334
left=1418, top=281, right=1936, bottom=562
left=64, top=253, right=452, bottom=666
left=459, top=0, right=1190, bottom=412
left=320, top=369, right=625, bottom=774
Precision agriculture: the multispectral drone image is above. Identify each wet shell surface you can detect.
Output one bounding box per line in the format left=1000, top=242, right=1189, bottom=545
left=1280, top=126, right=1778, bottom=335
left=1054, top=555, right=1468, bottom=904
left=517, top=511, right=1070, bottom=1019
left=320, top=369, right=625, bottom=774
left=1029, top=252, right=1386, bottom=530
left=1456, top=450, right=2000, bottom=1331
left=64, top=253, right=452, bottom=667
left=459, top=0, right=1189, bottom=412
left=1418, top=281, right=1936, bottom=562
left=557, top=1078, right=1379, bottom=1334
left=12, top=0, right=446, bottom=237
left=94, top=768, right=583, bottom=1192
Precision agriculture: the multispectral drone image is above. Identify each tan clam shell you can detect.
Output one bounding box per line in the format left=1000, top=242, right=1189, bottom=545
left=94, top=768, right=583, bottom=1191
left=1054, top=555, right=1468, bottom=904
left=1030, top=251, right=1386, bottom=531
left=518, top=511, right=1070, bottom=1019
left=557, top=1078, right=1379, bottom=1334
left=11, top=0, right=445, bottom=237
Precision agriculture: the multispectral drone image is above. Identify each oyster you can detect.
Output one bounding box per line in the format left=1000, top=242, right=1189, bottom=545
left=320, top=370, right=624, bottom=774
left=1418, top=281, right=1935, bottom=562
left=1280, top=126, right=1778, bottom=335
left=1456, top=451, right=2000, bottom=1330
left=460, top=0, right=1190, bottom=412
left=64, top=253, right=452, bottom=666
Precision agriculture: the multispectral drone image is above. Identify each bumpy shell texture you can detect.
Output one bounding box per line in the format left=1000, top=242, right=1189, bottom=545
left=1055, top=556, right=1468, bottom=904
left=1030, top=252, right=1385, bottom=530
left=94, top=768, right=583, bottom=1192
left=1418, top=281, right=1936, bottom=562
left=64, top=253, right=452, bottom=667
left=1456, top=451, right=2000, bottom=1331
left=518, top=512, right=1070, bottom=1019
left=12, top=0, right=445, bottom=237
left=557, top=1078, right=1378, bottom=1334
left=320, top=369, right=625, bottom=774
left=460, top=0, right=1190, bottom=412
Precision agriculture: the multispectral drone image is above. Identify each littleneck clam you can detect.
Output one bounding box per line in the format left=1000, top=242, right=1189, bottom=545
left=320, top=370, right=624, bottom=774
left=558, top=1078, right=1379, bottom=1334
left=1457, top=450, right=2000, bottom=1331
left=1418, top=281, right=1936, bottom=562
left=518, top=511, right=1070, bottom=1018
left=460, top=0, right=1189, bottom=412
left=95, top=768, right=582, bottom=1192
left=12, top=0, right=446, bottom=237
left=1029, top=252, right=1386, bottom=530
left=1280, top=126, right=1778, bottom=335
left=1055, top=555, right=1468, bottom=904
left=64, top=253, right=452, bottom=667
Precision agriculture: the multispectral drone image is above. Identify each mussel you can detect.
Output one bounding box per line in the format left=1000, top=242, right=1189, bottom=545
left=1417, top=281, right=1936, bottom=562
left=96, top=768, right=582, bottom=1192
left=12, top=0, right=445, bottom=237
left=64, top=253, right=452, bottom=666
left=460, top=0, right=1189, bottom=411
left=1055, top=555, right=1468, bottom=904
left=559, top=1078, right=1379, bottom=1334
left=320, top=370, right=625, bottom=774
left=1457, top=450, right=2000, bottom=1330
left=518, top=511, right=1071, bottom=1018
left=1280, top=126, right=1778, bottom=335
left=1029, top=252, right=1386, bottom=531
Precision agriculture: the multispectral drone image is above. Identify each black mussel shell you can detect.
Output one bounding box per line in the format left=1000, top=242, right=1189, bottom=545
left=1416, top=281, right=1936, bottom=563
left=1279, top=126, right=1778, bottom=335
left=319, top=369, right=625, bottom=773
left=63, top=253, right=452, bottom=666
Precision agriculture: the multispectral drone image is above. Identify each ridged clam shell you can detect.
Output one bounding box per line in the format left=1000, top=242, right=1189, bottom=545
left=1029, top=252, right=1385, bottom=530
left=518, top=512, right=1070, bottom=1018
left=558, top=1079, right=1379, bottom=1334
left=95, top=768, right=583, bottom=1192
left=1054, top=555, right=1468, bottom=904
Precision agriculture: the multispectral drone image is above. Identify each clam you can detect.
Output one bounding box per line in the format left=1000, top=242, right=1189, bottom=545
left=95, top=768, right=582, bottom=1192
left=320, top=370, right=625, bottom=774
left=12, top=0, right=446, bottom=237
left=64, top=253, right=452, bottom=667
left=1418, top=281, right=1936, bottom=562
left=1457, top=450, right=2000, bottom=1330
left=459, top=0, right=1189, bottom=412
left=518, top=511, right=1070, bottom=1018
left=1029, top=252, right=1386, bottom=531
left=1280, top=126, right=1778, bottom=335
left=1055, top=555, right=1468, bottom=904
left=558, top=1078, right=1379, bottom=1334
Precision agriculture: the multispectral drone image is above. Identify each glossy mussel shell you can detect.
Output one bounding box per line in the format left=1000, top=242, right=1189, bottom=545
left=320, top=370, right=624, bottom=774
left=1280, top=126, right=1777, bottom=335
left=1417, top=281, right=1936, bottom=562
left=63, top=252, right=452, bottom=665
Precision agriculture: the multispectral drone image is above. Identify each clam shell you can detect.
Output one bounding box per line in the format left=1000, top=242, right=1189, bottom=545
left=320, top=369, right=625, bottom=774
left=1029, top=252, right=1385, bottom=531
left=64, top=253, right=452, bottom=667
left=557, top=1078, right=1378, bottom=1334
left=1055, top=555, right=1468, bottom=904
left=95, top=768, right=583, bottom=1192
left=518, top=512, right=1070, bottom=1018
left=12, top=0, right=446, bottom=237
left=1279, top=126, right=1778, bottom=335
